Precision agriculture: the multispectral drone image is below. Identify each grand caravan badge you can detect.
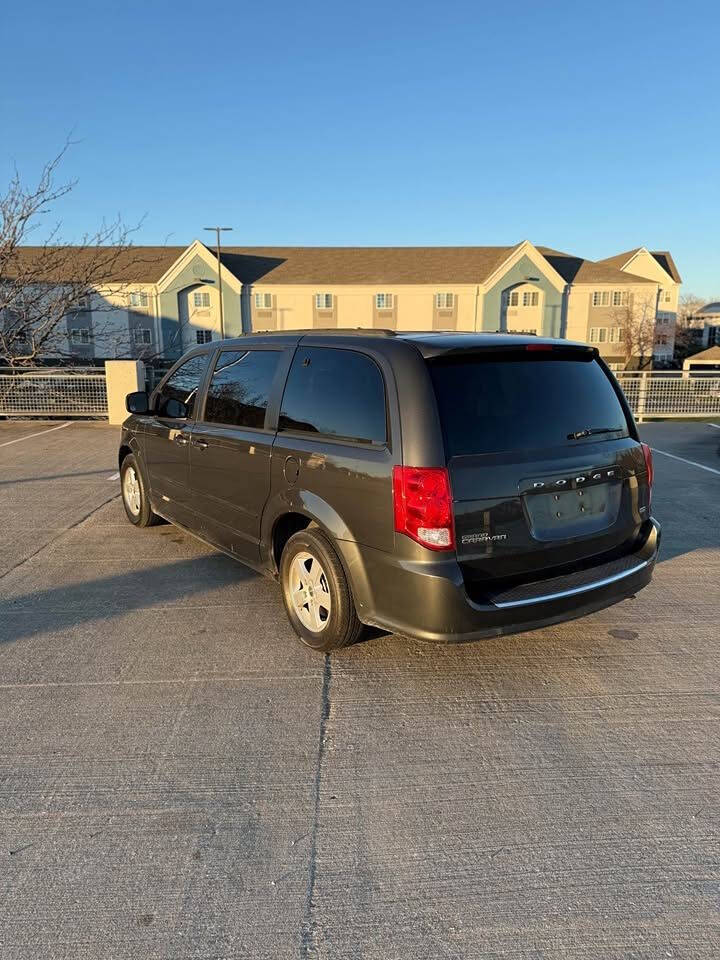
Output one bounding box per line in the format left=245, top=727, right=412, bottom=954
left=461, top=532, right=508, bottom=544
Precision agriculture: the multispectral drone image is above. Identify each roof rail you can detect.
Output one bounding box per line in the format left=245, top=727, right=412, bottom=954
left=248, top=327, right=398, bottom=337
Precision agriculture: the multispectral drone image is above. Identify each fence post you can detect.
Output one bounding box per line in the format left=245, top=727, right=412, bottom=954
left=105, top=360, right=145, bottom=425
left=636, top=371, right=649, bottom=423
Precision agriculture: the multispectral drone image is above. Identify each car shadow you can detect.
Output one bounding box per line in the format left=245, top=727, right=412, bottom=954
left=0, top=469, right=115, bottom=486
left=0, top=554, right=263, bottom=646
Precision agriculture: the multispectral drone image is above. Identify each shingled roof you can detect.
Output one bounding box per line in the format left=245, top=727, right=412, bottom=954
left=216, top=245, right=521, bottom=285
left=685, top=345, right=720, bottom=363
left=536, top=248, right=655, bottom=286
left=1, top=246, right=186, bottom=283
left=597, top=248, right=642, bottom=273
left=2, top=242, right=674, bottom=289
left=597, top=247, right=683, bottom=284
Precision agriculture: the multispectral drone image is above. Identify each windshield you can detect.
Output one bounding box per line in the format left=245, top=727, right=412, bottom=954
left=428, top=354, right=630, bottom=457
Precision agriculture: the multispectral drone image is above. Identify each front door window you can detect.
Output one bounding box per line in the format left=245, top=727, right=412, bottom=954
left=156, top=354, right=209, bottom=418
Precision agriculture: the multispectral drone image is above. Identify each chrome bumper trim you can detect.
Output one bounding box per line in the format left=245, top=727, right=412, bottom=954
left=493, top=559, right=650, bottom=609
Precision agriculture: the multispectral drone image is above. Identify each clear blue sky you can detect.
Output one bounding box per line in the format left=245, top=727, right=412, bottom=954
left=2, top=0, right=718, bottom=296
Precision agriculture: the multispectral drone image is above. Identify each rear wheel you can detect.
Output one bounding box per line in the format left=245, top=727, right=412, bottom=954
left=280, top=529, right=363, bottom=652
left=120, top=453, right=160, bottom=527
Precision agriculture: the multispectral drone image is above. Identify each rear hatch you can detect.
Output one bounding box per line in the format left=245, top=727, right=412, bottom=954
left=427, top=344, right=651, bottom=591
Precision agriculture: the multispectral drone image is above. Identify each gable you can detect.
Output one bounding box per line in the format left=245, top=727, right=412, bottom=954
left=619, top=249, right=672, bottom=285
left=650, top=251, right=682, bottom=284
left=156, top=241, right=242, bottom=294
left=599, top=247, right=681, bottom=286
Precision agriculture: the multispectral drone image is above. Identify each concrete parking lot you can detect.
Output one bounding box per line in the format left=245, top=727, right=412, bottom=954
left=0, top=419, right=718, bottom=959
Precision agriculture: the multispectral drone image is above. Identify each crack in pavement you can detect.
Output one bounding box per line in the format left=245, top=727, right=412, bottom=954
left=300, top=653, right=332, bottom=960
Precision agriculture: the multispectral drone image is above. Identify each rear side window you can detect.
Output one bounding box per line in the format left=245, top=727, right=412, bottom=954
left=428, top=354, right=629, bottom=457
left=279, top=346, right=387, bottom=443
left=203, top=349, right=281, bottom=429
left=156, top=353, right=209, bottom=418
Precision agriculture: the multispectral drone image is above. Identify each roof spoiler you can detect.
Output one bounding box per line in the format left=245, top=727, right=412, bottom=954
left=427, top=342, right=598, bottom=360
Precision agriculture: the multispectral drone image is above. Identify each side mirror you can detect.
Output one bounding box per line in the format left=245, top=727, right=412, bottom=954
left=126, top=390, right=149, bottom=414
left=163, top=397, right=188, bottom=419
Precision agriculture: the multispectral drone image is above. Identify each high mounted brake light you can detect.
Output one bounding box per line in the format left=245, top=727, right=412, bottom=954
left=525, top=343, right=554, bottom=351
left=393, top=466, right=454, bottom=551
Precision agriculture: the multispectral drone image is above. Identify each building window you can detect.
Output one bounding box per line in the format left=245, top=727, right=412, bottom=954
left=75, top=294, right=91, bottom=310
left=315, top=293, right=333, bottom=310
left=134, top=328, right=152, bottom=345
left=609, top=327, right=624, bottom=343
left=508, top=292, right=519, bottom=307
left=196, top=329, right=212, bottom=344
left=655, top=334, right=669, bottom=346
left=522, top=291, right=539, bottom=307
left=664, top=291, right=671, bottom=302
left=612, top=291, right=628, bottom=307
left=130, top=292, right=148, bottom=308
left=71, top=328, right=91, bottom=344
left=435, top=293, right=454, bottom=309
left=589, top=327, right=608, bottom=343
left=592, top=291, right=610, bottom=307
left=375, top=293, right=393, bottom=310
left=193, top=291, right=211, bottom=309
left=254, top=292, right=272, bottom=310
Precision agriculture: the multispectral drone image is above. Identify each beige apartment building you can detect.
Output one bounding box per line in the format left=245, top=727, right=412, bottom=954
left=2, top=240, right=681, bottom=368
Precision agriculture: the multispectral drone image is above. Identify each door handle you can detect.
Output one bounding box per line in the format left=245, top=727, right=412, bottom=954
left=191, top=439, right=209, bottom=450
left=174, top=433, right=190, bottom=446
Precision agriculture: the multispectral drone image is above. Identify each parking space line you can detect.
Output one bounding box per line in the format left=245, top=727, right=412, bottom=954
left=651, top=446, right=720, bottom=476
left=708, top=423, right=720, bottom=430
left=107, top=472, right=120, bottom=481
left=0, top=421, right=71, bottom=448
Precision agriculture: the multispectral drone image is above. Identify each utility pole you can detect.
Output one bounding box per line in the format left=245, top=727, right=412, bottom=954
left=204, top=226, right=233, bottom=339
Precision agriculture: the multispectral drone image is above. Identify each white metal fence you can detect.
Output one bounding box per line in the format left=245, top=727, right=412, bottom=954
left=615, top=372, right=720, bottom=420
left=0, top=368, right=108, bottom=418
left=1, top=366, right=719, bottom=421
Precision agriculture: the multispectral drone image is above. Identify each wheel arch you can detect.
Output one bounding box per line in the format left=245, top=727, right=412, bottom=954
left=118, top=435, right=144, bottom=472
left=265, top=495, right=374, bottom=624
left=118, top=444, right=133, bottom=470
left=271, top=511, right=314, bottom=573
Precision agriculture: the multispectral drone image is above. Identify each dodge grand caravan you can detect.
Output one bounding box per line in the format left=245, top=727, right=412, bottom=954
left=119, top=331, right=660, bottom=652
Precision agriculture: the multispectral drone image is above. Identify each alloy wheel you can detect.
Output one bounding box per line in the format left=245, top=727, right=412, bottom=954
left=122, top=465, right=141, bottom=516
left=289, top=551, right=332, bottom=633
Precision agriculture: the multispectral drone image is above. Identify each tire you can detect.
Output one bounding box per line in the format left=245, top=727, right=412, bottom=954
left=280, top=528, right=364, bottom=652
left=120, top=453, right=161, bottom=528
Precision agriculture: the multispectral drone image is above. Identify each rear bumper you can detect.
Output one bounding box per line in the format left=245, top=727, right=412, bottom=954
left=340, top=519, right=661, bottom=643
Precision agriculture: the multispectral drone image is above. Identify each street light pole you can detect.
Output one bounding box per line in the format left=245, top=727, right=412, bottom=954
left=204, top=226, right=233, bottom=339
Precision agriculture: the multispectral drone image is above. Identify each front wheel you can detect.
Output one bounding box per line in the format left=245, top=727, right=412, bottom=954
left=120, top=453, right=160, bottom=527
left=280, top=529, right=363, bottom=652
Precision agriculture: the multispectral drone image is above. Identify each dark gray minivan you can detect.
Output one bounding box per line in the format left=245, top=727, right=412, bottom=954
left=119, top=331, right=660, bottom=652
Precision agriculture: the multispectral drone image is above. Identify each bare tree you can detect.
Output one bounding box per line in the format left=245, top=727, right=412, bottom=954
left=612, top=293, right=657, bottom=370
left=674, top=293, right=708, bottom=363
left=0, top=139, right=144, bottom=366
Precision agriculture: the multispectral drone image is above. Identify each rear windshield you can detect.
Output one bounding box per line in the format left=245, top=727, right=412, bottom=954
left=428, top=353, right=630, bottom=457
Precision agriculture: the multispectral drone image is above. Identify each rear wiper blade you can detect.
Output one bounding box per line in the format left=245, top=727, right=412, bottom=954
left=567, top=426, right=623, bottom=440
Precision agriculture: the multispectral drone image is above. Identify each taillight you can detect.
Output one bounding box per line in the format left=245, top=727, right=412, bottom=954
left=641, top=442, right=654, bottom=504
left=392, top=466, right=454, bottom=551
